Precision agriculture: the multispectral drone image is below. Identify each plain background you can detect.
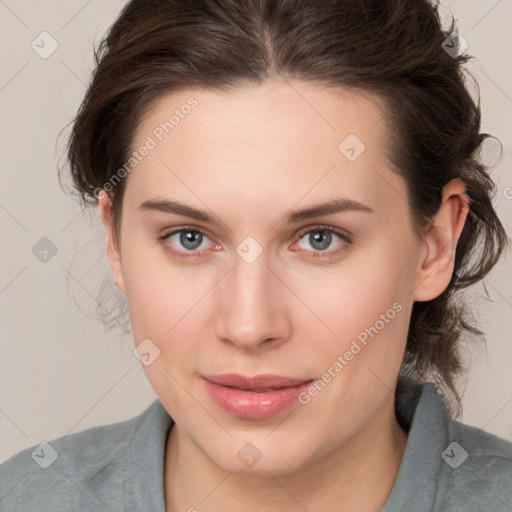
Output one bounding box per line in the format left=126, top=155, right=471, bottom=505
left=1, top=0, right=511, bottom=463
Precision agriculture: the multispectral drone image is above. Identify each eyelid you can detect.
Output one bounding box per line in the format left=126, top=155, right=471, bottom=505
left=294, top=223, right=353, bottom=242
left=160, top=225, right=218, bottom=244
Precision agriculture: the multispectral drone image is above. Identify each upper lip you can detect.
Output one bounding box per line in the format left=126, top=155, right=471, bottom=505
left=202, top=374, right=312, bottom=391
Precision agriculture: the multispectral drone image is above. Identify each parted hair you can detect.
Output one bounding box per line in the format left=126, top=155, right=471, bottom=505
left=62, top=0, right=508, bottom=415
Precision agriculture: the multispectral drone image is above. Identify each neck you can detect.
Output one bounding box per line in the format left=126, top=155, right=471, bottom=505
left=164, top=395, right=408, bottom=512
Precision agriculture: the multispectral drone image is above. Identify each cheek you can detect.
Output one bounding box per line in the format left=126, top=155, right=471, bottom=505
left=120, top=235, right=212, bottom=337
left=312, top=249, right=413, bottom=339
left=297, top=239, right=417, bottom=401
left=123, top=253, right=208, bottom=413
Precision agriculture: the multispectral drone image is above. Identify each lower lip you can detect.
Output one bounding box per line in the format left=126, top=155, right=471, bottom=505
left=202, top=378, right=313, bottom=419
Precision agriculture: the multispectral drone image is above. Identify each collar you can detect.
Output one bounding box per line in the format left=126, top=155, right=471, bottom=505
left=383, top=382, right=449, bottom=510
left=127, top=383, right=447, bottom=511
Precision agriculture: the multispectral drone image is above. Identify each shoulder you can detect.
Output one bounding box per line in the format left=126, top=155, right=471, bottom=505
left=0, top=400, right=162, bottom=511
left=386, top=382, right=512, bottom=512
left=449, top=417, right=512, bottom=466
left=438, top=418, right=512, bottom=510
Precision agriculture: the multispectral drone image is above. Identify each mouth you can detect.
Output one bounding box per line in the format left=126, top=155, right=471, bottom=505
left=201, top=374, right=314, bottom=419
left=202, top=373, right=312, bottom=390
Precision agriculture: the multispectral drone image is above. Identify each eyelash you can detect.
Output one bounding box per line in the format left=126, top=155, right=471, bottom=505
left=157, top=225, right=352, bottom=261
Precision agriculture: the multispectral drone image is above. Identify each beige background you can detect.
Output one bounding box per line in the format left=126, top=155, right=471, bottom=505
left=1, top=0, right=511, bottom=463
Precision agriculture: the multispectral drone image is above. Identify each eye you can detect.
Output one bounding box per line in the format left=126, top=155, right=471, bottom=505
left=293, top=226, right=351, bottom=260
left=158, top=228, right=220, bottom=259
left=158, top=225, right=351, bottom=261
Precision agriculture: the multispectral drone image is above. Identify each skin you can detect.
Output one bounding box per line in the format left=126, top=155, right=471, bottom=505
left=99, top=79, right=468, bottom=511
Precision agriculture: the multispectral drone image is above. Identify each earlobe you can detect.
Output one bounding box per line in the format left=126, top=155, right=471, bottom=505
left=413, top=179, right=469, bottom=302
left=98, top=190, right=126, bottom=293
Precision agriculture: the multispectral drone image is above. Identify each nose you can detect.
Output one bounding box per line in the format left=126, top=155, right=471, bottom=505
left=215, top=250, right=291, bottom=351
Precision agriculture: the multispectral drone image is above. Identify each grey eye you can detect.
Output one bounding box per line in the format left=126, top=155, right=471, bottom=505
left=298, top=229, right=343, bottom=252
left=168, top=230, right=208, bottom=251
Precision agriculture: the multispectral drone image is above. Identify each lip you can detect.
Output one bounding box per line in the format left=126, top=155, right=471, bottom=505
left=201, top=374, right=314, bottom=419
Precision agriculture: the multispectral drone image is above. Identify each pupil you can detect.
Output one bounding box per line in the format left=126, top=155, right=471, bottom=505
left=181, top=231, right=201, bottom=249
left=311, top=231, right=331, bottom=250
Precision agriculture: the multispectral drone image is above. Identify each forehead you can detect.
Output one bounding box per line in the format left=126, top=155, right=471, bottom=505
left=126, top=80, right=406, bottom=220
left=136, top=80, right=388, bottom=150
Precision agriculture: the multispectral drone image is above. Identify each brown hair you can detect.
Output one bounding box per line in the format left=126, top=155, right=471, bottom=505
left=62, top=0, right=508, bottom=415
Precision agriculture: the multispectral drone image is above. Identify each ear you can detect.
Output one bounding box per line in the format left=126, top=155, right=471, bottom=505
left=98, top=190, right=126, bottom=293
left=413, top=178, right=470, bottom=302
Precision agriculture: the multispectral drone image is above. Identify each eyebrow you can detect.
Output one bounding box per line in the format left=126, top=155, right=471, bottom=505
left=138, top=197, right=374, bottom=224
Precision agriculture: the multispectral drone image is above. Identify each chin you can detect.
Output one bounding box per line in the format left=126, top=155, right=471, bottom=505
left=203, top=437, right=313, bottom=477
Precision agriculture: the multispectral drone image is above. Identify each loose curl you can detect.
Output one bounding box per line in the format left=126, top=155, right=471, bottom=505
left=61, top=0, right=508, bottom=416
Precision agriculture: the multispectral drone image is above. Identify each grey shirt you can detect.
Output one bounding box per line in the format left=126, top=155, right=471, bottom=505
left=1, top=383, right=511, bottom=511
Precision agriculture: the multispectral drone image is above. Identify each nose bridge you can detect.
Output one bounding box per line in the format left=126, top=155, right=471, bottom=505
left=215, top=248, right=287, bottom=349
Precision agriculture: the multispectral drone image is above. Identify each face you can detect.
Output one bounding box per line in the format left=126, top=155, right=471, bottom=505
left=100, top=80, right=439, bottom=476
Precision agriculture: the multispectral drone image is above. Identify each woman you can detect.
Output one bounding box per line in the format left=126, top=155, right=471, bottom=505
left=1, top=0, right=511, bottom=510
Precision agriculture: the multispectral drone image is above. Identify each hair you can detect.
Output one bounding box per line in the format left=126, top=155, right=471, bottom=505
left=61, top=0, right=508, bottom=416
